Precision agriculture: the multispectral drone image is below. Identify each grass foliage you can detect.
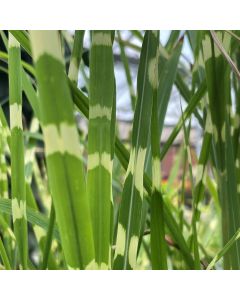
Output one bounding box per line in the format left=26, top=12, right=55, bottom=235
left=0, top=30, right=240, bottom=269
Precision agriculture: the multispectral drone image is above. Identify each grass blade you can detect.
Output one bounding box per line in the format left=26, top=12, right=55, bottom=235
left=150, top=31, right=168, bottom=270
left=117, top=31, right=136, bottom=109
left=41, top=204, right=55, bottom=269
left=68, top=30, right=85, bottom=85
left=8, top=33, right=28, bottom=269
left=202, top=31, right=240, bottom=269
left=114, top=31, right=158, bottom=269
left=0, top=237, right=11, bottom=270
left=207, top=228, right=240, bottom=270
left=87, top=30, right=115, bottom=269
left=30, top=30, right=95, bottom=269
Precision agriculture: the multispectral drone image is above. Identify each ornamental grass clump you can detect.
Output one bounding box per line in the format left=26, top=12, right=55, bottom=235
left=0, top=30, right=240, bottom=270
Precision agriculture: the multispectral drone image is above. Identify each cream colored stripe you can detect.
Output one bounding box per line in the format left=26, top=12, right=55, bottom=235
left=88, top=152, right=112, bottom=172
left=12, top=198, right=27, bottom=223
left=92, top=32, right=112, bottom=47
left=9, top=33, right=20, bottom=48
left=30, top=31, right=63, bottom=62
left=43, top=123, right=81, bottom=158
left=89, top=104, right=112, bottom=120
left=10, top=103, right=22, bottom=130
